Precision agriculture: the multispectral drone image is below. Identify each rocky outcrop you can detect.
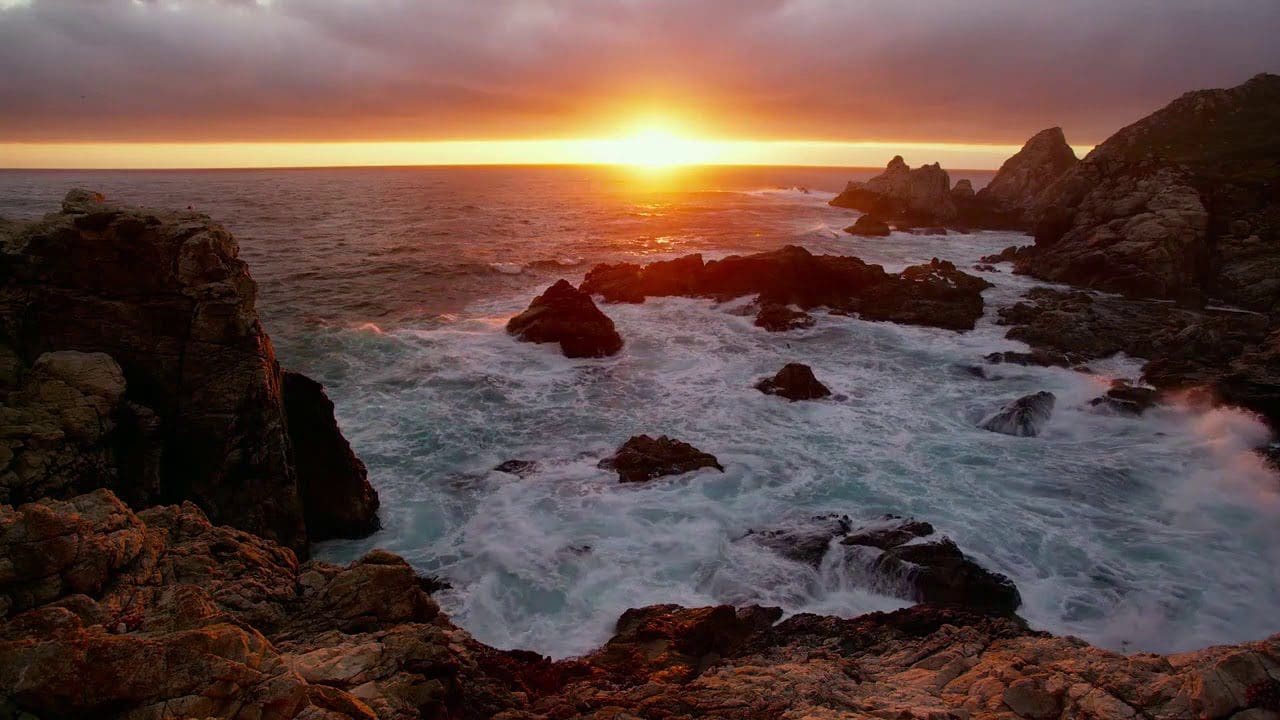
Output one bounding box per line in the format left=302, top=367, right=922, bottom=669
left=282, top=372, right=380, bottom=540
left=1090, top=380, right=1162, bottom=416
left=755, top=363, right=832, bottom=401
left=977, top=128, right=1079, bottom=215
left=984, top=350, right=1075, bottom=369
left=0, top=190, right=378, bottom=554
left=1020, top=74, right=1280, bottom=311
left=6, top=490, right=1280, bottom=720
left=844, top=214, right=891, bottom=236
left=598, top=434, right=724, bottom=483
left=980, top=391, right=1056, bottom=437
left=506, top=279, right=624, bottom=358
left=580, top=245, right=993, bottom=332
left=753, top=303, right=815, bottom=332
left=997, top=287, right=1279, bottom=428
left=830, top=156, right=957, bottom=225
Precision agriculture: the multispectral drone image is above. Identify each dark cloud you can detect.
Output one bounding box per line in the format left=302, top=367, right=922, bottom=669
left=1, top=0, right=1277, bottom=144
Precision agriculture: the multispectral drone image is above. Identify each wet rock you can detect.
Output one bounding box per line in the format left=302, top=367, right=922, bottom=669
left=598, top=435, right=724, bottom=483
left=980, top=391, right=1056, bottom=437
left=1089, top=380, right=1161, bottom=416
left=493, top=459, right=540, bottom=478
left=873, top=538, right=1022, bottom=613
left=980, top=244, right=1031, bottom=264
left=579, top=245, right=992, bottom=332
left=755, top=363, right=832, bottom=401
left=984, top=349, right=1075, bottom=368
left=507, top=279, right=624, bottom=358
left=282, top=372, right=380, bottom=540
left=844, top=214, right=891, bottom=236
left=753, top=303, right=815, bottom=332
left=830, top=156, right=957, bottom=225
left=745, top=514, right=852, bottom=567
left=841, top=515, right=934, bottom=550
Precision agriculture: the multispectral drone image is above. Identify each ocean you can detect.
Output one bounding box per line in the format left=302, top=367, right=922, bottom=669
left=2, top=165, right=1277, bottom=659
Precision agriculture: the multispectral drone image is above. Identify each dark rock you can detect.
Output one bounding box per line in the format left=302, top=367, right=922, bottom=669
left=507, top=279, right=624, bottom=358
left=873, top=538, right=1022, bottom=613
left=830, top=157, right=957, bottom=225
left=841, top=516, right=934, bottom=550
left=976, top=128, right=1079, bottom=215
left=493, top=459, right=540, bottom=478
left=1020, top=74, right=1280, bottom=312
left=980, top=391, right=1056, bottom=437
left=984, top=350, right=1074, bottom=368
left=1089, top=380, right=1161, bottom=416
left=745, top=514, right=852, bottom=567
left=577, top=245, right=992, bottom=332
left=281, top=372, right=379, bottom=541
left=753, top=303, right=815, bottom=332
left=844, top=214, right=891, bottom=236
left=0, top=190, right=374, bottom=555
left=972, top=263, right=999, bottom=272
left=951, top=179, right=976, bottom=200
left=980, top=245, right=1031, bottom=264
left=755, top=363, right=832, bottom=401
left=598, top=435, right=724, bottom=483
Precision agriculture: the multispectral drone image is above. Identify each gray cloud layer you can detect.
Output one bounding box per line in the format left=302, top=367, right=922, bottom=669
left=2, top=0, right=1278, bottom=144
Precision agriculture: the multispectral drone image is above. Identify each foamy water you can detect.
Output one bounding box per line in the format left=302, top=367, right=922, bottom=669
left=2, top=167, right=1276, bottom=659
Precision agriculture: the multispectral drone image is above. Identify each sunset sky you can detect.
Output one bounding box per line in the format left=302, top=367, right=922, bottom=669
left=2, top=0, right=1278, bottom=169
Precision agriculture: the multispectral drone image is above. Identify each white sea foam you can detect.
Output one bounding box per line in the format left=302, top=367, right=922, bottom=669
left=314, top=226, right=1280, bottom=660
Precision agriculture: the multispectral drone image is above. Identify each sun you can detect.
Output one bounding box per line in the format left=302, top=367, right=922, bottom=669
left=602, top=125, right=715, bottom=168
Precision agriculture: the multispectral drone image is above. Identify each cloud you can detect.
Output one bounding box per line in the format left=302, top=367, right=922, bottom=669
left=1, top=0, right=1278, bottom=144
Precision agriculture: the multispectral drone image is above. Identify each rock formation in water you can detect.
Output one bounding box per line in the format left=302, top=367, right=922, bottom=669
left=978, top=128, right=1080, bottom=215
left=506, top=279, right=624, bottom=358
left=844, top=213, right=892, bottom=236
left=1019, top=73, right=1280, bottom=311
left=579, top=245, right=993, bottom=332
left=980, top=391, right=1057, bottom=437
left=755, top=362, right=832, bottom=400
left=753, top=302, right=815, bottom=332
left=0, top=190, right=378, bottom=554
left=598, top=434, right=724, bottom=483
left=830, top=156, right=957, bottom=225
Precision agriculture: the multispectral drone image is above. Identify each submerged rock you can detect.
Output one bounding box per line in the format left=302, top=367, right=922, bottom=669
left=507, top=279, right=624, bottom=358
left=1089, top=380, right=1161, bottom=416
left=984, top=349, right=1074, bottom=368
left=753, top=303, right=815, bottom=332
left=493, top=459, right=540, bottom=478
left=980, top=391, right=1057, bottom=437
left=598, top=435, right=724, bottom=483
left=844, top=214, right=891, bottom=236
left=755, top=363, right=832, bottom=401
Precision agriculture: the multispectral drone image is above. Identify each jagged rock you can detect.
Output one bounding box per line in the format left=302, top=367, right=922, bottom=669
left=981, top=391, right=1056, bottom=437
left=977, top=127, right=1079, bottom=214
left=507, top=279, right=624, bottom=358
left=579, top=245, right=992, bottom=332
left=830, top=156, right=958, bottom=224
left=598, top=435, right=724, bottom=483
left=0, top=191, right=378, bottom=555
left=841, top=515, right=935, bottom=550
left=753, top=303, right=815, bottom=332
left=951, top=179, right=976, bottom=200
left=745, top=514, right=851, bottom=567
left=1021, top=74, right=1280, bottom=311
left=980, top=244, right=1031, bottom=264
left=282, top=372, right=380, bottom=540
left=755, top=363, right=832, bottom=401
left=844, top=214, right=891, bottom=236
left=1090, top=380, right=1161, bottom=416
left=984, top=349, right=1075, bottom=368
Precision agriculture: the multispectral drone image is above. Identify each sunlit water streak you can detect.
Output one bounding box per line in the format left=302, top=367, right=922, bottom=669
left=2, top=166, right=1277, bottom=658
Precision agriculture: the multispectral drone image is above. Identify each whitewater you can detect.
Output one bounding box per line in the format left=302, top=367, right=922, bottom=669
left=2, top=166, right=1276, bottom=660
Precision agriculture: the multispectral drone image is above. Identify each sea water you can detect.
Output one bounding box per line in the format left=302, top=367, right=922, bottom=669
left=2, top=166, right=1276, bottom=658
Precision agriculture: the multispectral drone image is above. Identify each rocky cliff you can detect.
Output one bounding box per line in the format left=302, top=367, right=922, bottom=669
left=1021, top=73, right=1280, bottom=311
left=977, top=128, right=1079, bottom=215
left=0, top=190, right=378, bottom=554
left=3, top=489, right=1279, bottom=720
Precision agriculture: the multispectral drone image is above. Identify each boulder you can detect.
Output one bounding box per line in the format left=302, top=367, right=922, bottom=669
left=1020, top=74, right=1280, bottom=311
left=745, top=514, right=852, bottom=567
left=755, top=363, right=832, bottom=401
left=841, top=515, right=935, bottom=550
left=1089, top=380, right=1161, bottom=416
left=598, top=435, right=724, bottom=483
left=282, top=372, right=380, bottom=540
left=753, top=303, right=815, bottom=332
left=507, top=279, right=624, bottom=358
left=844, top=214, right=891, bottom=236
left=873, top=538, right=1022, bottom=613
left=0, top=191, right=378, bottom=554
left=830, top=156, right=957, bottom=225
left=577, top=246, right=992, bottom=332
left=980, top=392, right=1056, bottom=437
left=984, top=349, right=1074, bottom=368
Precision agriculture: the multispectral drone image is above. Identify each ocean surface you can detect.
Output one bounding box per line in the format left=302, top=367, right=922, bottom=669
left=2, top=165, right=1278, bottom=658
